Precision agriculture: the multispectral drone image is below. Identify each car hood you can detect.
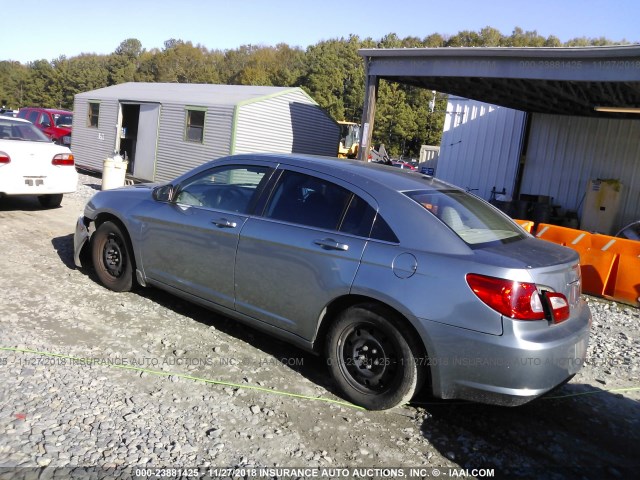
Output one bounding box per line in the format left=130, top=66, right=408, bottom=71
left=86, top=183, right=158, bottom=214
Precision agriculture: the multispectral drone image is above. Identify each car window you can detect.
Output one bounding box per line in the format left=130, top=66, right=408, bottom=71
left=38, top=113, right=51, bottom=127
left=0, top=120, right=50, bottom=142
left=56, top=114, right=73, bottom=127
left=265, top=171, right=352, bottom=230
left=339, top=194, right=398, bottom=242
left=405, top=189, right=526, bottom=246
left=26, top=111, right=39, bottom=123
left=175, top=165, right=269, bottom=213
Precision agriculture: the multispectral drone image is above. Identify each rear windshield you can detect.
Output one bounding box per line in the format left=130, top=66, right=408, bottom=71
left=405, top=189, right=526, bottom=246
left=0, top=119, right=51, bottom=142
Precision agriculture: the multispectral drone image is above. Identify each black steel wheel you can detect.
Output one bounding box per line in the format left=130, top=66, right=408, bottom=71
left=91, top=221, right=135, bottom=292
left=327, top=304, right=424, bottom=410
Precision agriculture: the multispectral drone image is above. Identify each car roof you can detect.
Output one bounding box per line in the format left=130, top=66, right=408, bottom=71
left=225, top=153, right=455, bottom=194
left=0, top=117, right=31, bottom=124
left=20, top=107, right=73, bottom=114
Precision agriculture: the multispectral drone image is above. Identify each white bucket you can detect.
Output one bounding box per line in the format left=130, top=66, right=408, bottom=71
left=102, top=157, right=129, bottom=190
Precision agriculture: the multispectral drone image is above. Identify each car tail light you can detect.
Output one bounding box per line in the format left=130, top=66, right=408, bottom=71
left=52, top=153, right=74, bottom=166
left=544, top=292, right=570, bottom=324
left=466, top=273, right=545, bottom=320
left=0, top=151, right=10, bottom=164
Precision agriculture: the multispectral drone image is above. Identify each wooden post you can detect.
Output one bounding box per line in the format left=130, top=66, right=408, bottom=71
left=358, top=67, right=379, bottom=161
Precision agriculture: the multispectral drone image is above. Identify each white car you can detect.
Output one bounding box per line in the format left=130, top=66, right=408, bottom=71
left=0, top=117, right=77, bottom=208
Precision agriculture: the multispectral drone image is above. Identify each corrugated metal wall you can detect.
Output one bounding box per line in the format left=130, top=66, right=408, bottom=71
left=437, top=98, right=526, bottom=201
left=234, top=90, right=339, bottom=156
left=72, top=97, right=120, bottom=171
left=521, top=114, right=640, bottom=231
left=154, top=103, right=233, bottom=182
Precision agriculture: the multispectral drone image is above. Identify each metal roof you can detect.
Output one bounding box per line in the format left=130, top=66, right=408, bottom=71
left=75, top=82, right=304, bottom=106
left=359, top=45, right=640, bottom=119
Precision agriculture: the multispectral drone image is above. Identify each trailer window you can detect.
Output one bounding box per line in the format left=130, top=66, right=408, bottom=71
left=185, top=108, right=205, bottom=143
left=88, top=102, right=100, bottom=128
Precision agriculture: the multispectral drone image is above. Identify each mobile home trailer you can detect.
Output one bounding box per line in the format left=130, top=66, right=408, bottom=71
left=72, top=83, right=340, bottom=182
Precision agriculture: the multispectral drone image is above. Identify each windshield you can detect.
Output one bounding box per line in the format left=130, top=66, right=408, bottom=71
left=0, top=119, right=52, bottom=142
left=54, top=114, right=73, bottom=127
left=405, top=189, right=526, bottom=246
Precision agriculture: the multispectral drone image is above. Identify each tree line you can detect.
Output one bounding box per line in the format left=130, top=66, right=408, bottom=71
left=0, top=27, right=626, bottom=157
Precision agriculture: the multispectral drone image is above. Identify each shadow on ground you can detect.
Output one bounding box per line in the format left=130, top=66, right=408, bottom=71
left=414, top=383, right=639, bottom=479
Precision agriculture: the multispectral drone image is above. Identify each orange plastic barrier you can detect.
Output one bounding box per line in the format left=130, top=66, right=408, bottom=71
left=536, top=223, right=590, bottom=248
left=536, top=224, right=639, bottom=306
left=590, top=235, right=640, bottom=305
left=579, top=248, right=618, bottom=297
left=513, top=219, right=534, bottom=233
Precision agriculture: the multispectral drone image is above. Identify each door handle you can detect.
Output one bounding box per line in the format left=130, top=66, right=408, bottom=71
left=211, top=218, right=237, bottom=228
left=313, top=238, right=349, bottom=251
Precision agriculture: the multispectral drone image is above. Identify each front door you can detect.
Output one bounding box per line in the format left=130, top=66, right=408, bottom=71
left=138, top=164, right=270, bottom=308
left=133, top=103, right=160, bottom=181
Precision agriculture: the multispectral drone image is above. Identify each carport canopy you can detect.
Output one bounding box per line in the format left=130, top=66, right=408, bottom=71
left=357, top=45, right=640, bottom=159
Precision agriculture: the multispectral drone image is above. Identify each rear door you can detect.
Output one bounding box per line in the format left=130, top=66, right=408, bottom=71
left=139, top=163, right=272, bottom=308
left=234, top=168, right=373, bottom=340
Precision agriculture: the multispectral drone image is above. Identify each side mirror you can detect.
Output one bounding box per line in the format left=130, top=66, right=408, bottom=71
left=153, top=184, right=174, bottom=202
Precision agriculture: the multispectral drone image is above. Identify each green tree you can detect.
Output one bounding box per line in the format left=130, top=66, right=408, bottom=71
left=374, top=81, right=417, bottom=156
left=503, top=27, right=546, bottom=47
left=151, top=40, right=220, bottom=83
left=446, top=30, right=482, bottom=47
left=478, top=26, right=503, bottom=46
left=0, top=61, right=29, bottom=108
left=23, top=59, right=59, bottom=107
left=108, top=38, right=143, bottom=85
left=301, top=35, right=367, bottom=121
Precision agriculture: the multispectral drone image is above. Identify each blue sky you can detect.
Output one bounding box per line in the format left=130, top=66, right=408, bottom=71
left=2, top=0, right=638, bottom=63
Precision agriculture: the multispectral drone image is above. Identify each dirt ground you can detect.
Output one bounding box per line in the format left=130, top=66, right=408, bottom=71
left=0, top=178, right=639, bottom=479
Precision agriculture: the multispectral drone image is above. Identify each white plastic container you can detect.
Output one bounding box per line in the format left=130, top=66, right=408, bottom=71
left=102, top=154, right=128, bottom=190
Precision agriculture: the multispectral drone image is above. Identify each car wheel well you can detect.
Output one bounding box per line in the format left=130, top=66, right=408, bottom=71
left=316, top=295, right=430, bottom=375
left=92, top=214, right=136, bottom=269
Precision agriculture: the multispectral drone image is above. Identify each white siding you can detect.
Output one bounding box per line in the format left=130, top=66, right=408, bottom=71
left=71, top=97, right=120, bottom=171
left=521, top=114, right=640, bottom=232
left=154, top=103, right=234, bottom=182
left=234, top=90, right=339, bottom=156
left=437, top=98, right=526, bottom=201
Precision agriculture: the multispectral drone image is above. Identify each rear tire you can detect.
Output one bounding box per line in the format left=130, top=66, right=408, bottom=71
left=91, top=221, right=135, bottom=292
left=38, top=194, right=63, bottom=208
left=326, top=304, right=425, bottom=410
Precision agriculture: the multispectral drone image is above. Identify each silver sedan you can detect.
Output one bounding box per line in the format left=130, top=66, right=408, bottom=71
left=74, top=154, right=591, bottom=410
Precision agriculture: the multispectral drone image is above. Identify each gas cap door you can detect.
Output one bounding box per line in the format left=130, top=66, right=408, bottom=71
left=392, top=252, right=418, bottom=279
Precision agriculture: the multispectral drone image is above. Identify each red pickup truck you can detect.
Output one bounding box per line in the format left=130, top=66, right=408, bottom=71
left=17, top=107, right=73, bottom=146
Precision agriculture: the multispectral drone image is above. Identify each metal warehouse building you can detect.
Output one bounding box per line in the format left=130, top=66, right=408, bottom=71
left=357, top=45, right=640, bottom=234
left=72, top=83, right=340, bottom=182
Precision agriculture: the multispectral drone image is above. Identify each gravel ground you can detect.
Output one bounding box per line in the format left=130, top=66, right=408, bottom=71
left=0, top=173, right=638, bottom=480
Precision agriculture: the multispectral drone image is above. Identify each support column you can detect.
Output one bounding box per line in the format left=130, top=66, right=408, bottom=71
left=358, top=68, right=379, bottom=161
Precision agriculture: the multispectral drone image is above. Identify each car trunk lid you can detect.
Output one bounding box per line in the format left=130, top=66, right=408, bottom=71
left=3, top=141, right=67, bottom=177
left=475, top=237, right=582, bottom=312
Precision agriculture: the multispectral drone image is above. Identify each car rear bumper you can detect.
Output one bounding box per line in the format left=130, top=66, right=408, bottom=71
left=0, top=172, right=77, bottom=195
left=417, top=300, right=591, bottom=406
